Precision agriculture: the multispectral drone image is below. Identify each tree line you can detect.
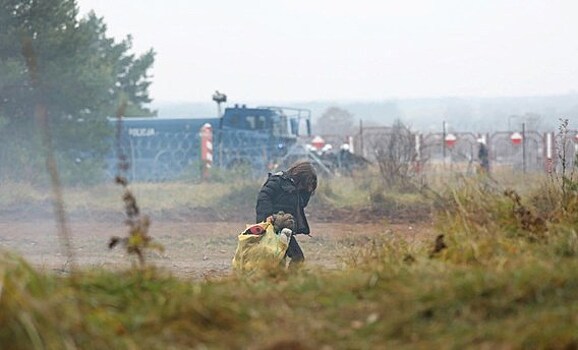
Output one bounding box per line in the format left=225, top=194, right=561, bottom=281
left=0, top=0, right=154, bottom=184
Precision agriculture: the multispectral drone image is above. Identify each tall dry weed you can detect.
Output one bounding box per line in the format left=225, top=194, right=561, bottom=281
left=108, top=98, right=163, bottom=267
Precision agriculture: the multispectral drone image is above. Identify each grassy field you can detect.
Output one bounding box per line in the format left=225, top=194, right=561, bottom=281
left=2, top=171, right=578, bottom=348
left=0, top=180, right=258, bottom=219
left=0, top=169, right=432, bottom=223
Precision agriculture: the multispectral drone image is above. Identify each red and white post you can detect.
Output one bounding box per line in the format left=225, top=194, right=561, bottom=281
left=200, top=123, right=213, bottom=180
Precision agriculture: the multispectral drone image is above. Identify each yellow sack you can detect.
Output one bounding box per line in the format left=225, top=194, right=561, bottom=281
left=232, top=221, right=289, bottom=272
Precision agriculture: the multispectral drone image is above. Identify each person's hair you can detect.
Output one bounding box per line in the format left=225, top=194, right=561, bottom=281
left=287, top=161, right=317, bottom=192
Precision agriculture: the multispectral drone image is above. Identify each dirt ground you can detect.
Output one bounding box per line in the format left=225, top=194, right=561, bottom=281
left=0, top=218, right=435, bottom=279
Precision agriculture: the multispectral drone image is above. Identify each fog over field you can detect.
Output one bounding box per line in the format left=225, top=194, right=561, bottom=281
left=154, top=94, right=578, bottom=132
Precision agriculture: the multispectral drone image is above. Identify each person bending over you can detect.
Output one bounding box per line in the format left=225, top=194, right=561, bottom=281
left=256, top=161, right=317, bottom=268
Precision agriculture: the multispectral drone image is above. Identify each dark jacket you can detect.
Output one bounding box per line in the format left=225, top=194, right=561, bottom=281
left=255, top=171, right=312, bottom=234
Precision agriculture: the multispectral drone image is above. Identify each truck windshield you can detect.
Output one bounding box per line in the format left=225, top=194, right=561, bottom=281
left=246, top=115, right=267, bottom=130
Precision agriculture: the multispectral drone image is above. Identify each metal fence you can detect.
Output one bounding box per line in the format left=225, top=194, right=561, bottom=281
left=319, top=127, right=578, bottom=174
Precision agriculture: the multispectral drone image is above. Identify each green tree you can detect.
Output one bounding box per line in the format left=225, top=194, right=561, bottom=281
left=0, top=0, right=155, bottom=184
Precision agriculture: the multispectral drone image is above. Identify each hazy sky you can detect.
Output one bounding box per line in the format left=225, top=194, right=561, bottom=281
left=77, top=0, right=578, bottom=104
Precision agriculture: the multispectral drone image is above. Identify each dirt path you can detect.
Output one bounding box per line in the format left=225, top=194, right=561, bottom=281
left=0, top=219, right=435, bottom=279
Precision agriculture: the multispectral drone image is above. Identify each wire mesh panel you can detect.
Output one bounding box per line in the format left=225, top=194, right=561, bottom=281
left=107, top=117, right=209, bottom=181
left=489, top=132, right=545, bottom=172
left=420, top=132, right=478, bottom=163
left=117, top=130, right=201, bottom=181
left=353, top=126, right=393, bottom=161
left=215, top=128, right=276, bottom=170
left=347, top=127, right=556, bottom=175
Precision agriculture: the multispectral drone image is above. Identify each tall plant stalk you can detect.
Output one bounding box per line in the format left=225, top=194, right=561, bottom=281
left=21, top=35, right=76, bottom=271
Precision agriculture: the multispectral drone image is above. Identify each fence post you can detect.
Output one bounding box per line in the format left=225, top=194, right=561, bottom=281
left=200, top=123, right=213, bottom=180
left=545, top=132, right=553, bottom=173
left=359, top=119, right=364, bottom=157
left=442, top=121, right=447, bottom=165
left=415, top=133, right=421, bottom=173
left=522, top=122, right=526, bottom=173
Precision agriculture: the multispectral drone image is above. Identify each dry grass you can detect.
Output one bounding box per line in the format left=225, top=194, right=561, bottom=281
left=0, top=181, right=254, bottom=220
left=0, top=181, right=49, bottom=206
left=3, top=171, right=578, bottom=348
left=2, top=226, right=578, bottom=349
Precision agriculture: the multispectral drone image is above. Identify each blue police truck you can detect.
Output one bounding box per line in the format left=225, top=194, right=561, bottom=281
left=110, top=105, right=312, bottom=181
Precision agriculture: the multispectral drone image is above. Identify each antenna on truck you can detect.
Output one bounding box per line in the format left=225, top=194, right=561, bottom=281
left=212, top=90, right=227, bottom=118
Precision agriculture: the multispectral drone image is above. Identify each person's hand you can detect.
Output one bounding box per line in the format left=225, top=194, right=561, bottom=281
left=271, top=211, right=295, bottom=232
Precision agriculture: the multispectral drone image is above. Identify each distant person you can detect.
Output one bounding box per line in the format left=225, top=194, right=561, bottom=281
left=339, top=143, right=353, bottom=174
left=477, top=138, right=489, bottom=173
left=255, top=160, right=317, bottom=269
